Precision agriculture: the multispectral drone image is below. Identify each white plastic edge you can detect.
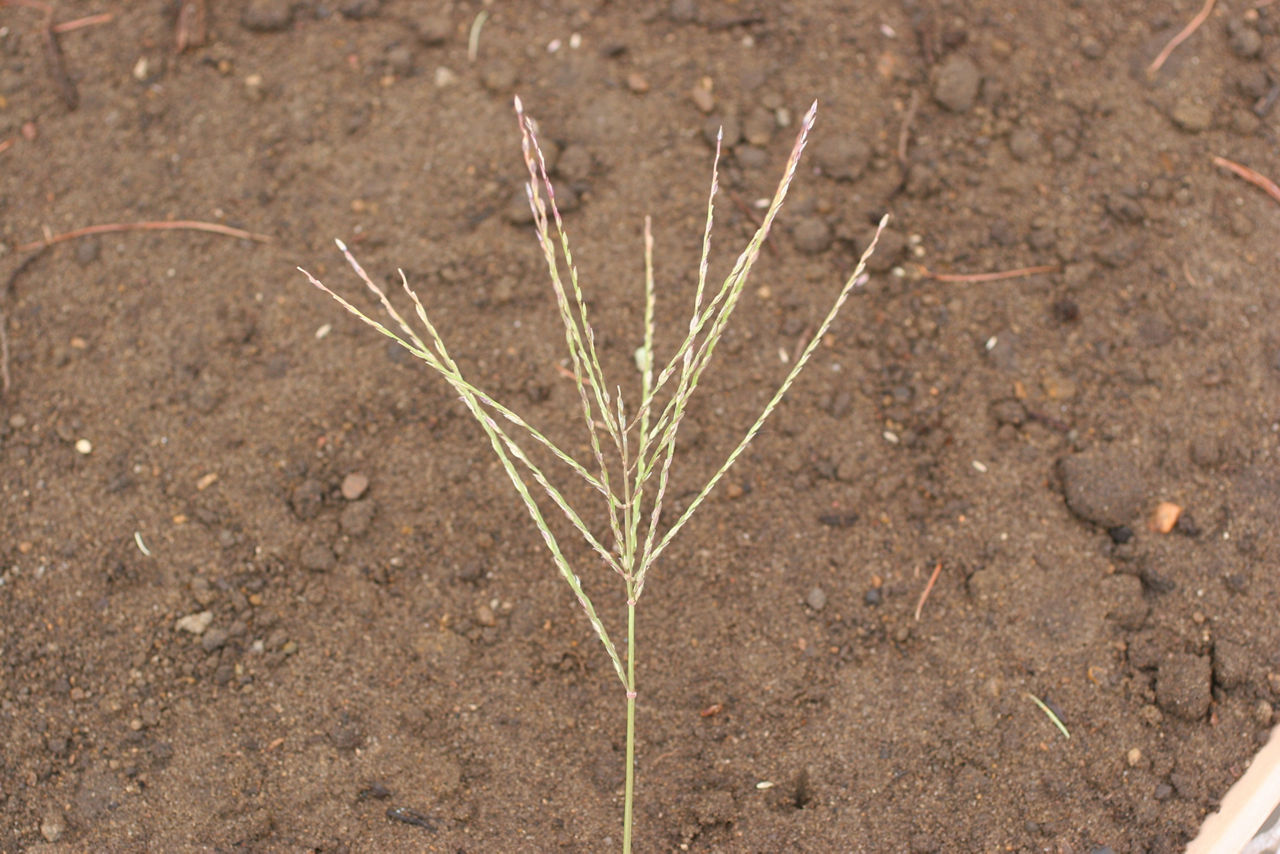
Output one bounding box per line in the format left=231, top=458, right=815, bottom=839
left=1187, top=724, right=1280, bottom=854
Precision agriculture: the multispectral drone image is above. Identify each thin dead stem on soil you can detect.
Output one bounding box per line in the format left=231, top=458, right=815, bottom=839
left=922, top=264, right=1058, bottom=283
left=16, top=220, right=273, bottom=253
left=1147, top=0, right=1216, bottom=75
left=2, top=220, right=270, bottom=396
left=1213, top=155, right=1280, bottom=205
left=52, top=11, right=112, bottom=33
left=914, top=561, right=943, bottom=621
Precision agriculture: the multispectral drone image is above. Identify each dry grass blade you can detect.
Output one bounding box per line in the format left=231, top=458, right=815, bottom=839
left=914, top=561, right=944, bottom=621
left=922, top=264, right=1058, bottom=283
left=1213, top=155, right=1280, bottom=205
left=17, top=220, right=272, bottom=252
left=1148, top=0, right=1216, bottom=75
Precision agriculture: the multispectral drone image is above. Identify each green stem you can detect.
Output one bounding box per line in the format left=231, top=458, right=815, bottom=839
left=622, top=588, right=637, bottom=854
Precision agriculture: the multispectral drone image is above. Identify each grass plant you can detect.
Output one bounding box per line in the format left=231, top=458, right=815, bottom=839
left=299, top=97, right=886, bottom=852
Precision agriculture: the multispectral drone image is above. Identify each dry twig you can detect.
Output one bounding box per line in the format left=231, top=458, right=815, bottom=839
left=1213, top=155, right=1280, bottom=205
left=914, top=561, right=943, bottom=621
left=3, top=221, right=271, bottom=396
left=1148, top=0, right=1216, bottom=75
left=922, top=264, right=1058, bottom=283
left=52, top=12, right=112, bottom=33
left=16, top=220, right=273, bottom=253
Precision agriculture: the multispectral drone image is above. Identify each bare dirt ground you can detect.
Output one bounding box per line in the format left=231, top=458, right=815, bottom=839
left=2, top=1, right=1279, bottom=851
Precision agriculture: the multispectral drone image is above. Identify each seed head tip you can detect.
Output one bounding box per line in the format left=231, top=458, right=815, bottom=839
left=803, top=100, right=818, bottom=127
left=334, top=238, right=348, bottom=252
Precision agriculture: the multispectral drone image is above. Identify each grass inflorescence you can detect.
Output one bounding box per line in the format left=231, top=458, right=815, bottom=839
left=299, top=96, right=886, bottom=852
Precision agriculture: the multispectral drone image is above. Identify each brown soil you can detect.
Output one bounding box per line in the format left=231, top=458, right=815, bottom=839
left=3, top=1, right=1279, bottom=851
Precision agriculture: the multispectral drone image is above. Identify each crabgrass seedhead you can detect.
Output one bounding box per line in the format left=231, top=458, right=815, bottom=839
left=300, top=97, right=886, bottom=854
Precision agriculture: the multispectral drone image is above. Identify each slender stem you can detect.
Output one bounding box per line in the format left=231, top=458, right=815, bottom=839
left=623, top=587, right=637, bottom=854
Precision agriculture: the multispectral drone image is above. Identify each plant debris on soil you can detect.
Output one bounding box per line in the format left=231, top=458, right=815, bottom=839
left=2, top=2, right=1278, bottom=851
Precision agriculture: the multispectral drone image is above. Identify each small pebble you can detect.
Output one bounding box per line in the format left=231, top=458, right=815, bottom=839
left=1155, top=653, right=1212, bottom=720
left=1050, top=133, right=1077, bottom=161
left=864, top=228, right=904, bottom=273
left=864, top=588, right=882, bottom=606
left=1103, top=573, right=1148, bottom=630
left=175, top=610, right=214, bottom=635
left=1058, top=449, right=1145, bottom=528
left=1212, top=638, right=1252, bottom=689
left=342, top=473, right=369, bottom=500
left=1106, top=194, right=1145, bottom=225
left=813, top=135, right=870, bottom=181
left=386, top=44, right=414, bottom=77
left=627, top=73, right=650, bottom=94
left=1229, top=26, right=1262, bottom=59
left=668, top=0, right=698, bottom=23
left=792, top=218, right=832, bottom=254
left=1008, top=128, right=1040, bottom=162
left=1187, top=435, right=1218, bottom=468
left=41, top=811, right=65, bottom=843
left=1107, top=525, right=1133, bottom=544
left=690, top=85, right=715, bottom=114
left=240, top=0, right=293, bottom=32
left=556, top=145, right=593, bottom=182
left=291, top=478, right=325, bottom=520
left=416, top=15, right=450, bottom=46
left=805, top=587, right=827, bottom=611
left=244, top=74, right=265, bottom=100
left=742, top=107, right=775, bottom=146
left=340, top=501, right=376, bottom=537
left=301, top=542, right=336, bottom=572
left=76, top=238, right=101, bottom=267
left=475, top=603, right=497, bottom=627
left=735, top=146, right=767, bottom=170
left=201, top=627, right=230, bottom=653
left=1149, top=501, right=1182, bottom=534
left=1237, top=66, right=1270, bottom=100
left=704, top=113, right=740, bottom=147
left=330, top=717, right=365, bottom=750
left=1170, top=98, right=1212, bottom=133
left=481, top=61, right=518, bottom=93
left=75, top=438, right=92, bottom=455
left=340, top=0, right=381, bottom=19
left=933, top=54, right=981, bottom=113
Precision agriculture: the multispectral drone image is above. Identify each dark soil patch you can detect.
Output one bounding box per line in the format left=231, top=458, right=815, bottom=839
left=3, top=1, right=1279, bottom=851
